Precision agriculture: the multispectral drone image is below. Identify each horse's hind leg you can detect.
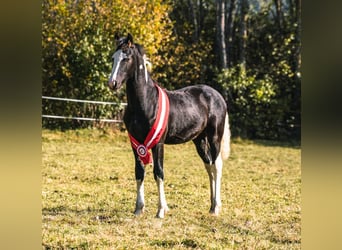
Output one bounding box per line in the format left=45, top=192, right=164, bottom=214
left=205, top=153, right=223, bottom=215
left=194, top=134, right=222, bottom=215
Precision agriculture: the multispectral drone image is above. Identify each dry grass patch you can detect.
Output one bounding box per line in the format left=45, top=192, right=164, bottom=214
left=42, top=129, right=300, bottom=249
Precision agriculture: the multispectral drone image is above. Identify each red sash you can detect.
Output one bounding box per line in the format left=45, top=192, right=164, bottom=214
left=128, top=84, right=170, bottom=165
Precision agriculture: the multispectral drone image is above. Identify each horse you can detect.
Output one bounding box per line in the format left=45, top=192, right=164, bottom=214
left=108, top=33, right=231, bottom=218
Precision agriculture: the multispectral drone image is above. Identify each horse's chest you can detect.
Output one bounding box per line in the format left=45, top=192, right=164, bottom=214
left=124, top=115, right=151, bottom=140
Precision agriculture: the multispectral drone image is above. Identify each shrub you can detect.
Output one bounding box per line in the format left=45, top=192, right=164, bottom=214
left=217, top=66, right=281, bottom=139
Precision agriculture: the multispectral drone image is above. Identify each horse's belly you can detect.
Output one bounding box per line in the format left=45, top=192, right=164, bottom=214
left=164, top=136, right=190, bottom=144
left=164, top=121, right=206, bottom=144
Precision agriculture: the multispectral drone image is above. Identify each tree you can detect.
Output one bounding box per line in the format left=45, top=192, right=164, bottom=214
left=215, top=0, right=301, bottom=139
left=216, top=0, right=228, bottom=69
left=274, top=0, right=283, bottom=30
left=42, top=0, right=173, bottom=128
left=42, top=0, right=301, bottom=140
left=159, top=0, right=216, bottom=89
left=294, top=0, right=301, bottom=75
left=226, top=0, right=236, bottom=68
left=238, top=0, right=248, bottom=71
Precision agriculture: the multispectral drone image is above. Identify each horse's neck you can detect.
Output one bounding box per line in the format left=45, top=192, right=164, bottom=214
left=126, top=59, right=158, bottom=121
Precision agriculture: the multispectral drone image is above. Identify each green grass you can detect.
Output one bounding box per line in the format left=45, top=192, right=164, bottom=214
left=42, top=128, right=301, bottom=249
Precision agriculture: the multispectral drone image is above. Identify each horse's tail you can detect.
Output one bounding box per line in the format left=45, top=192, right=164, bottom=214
left=220, top=113, right=231, bottom=160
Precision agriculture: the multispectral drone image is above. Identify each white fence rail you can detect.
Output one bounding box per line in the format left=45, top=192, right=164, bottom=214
left=42, top=96, right=126, bottom=123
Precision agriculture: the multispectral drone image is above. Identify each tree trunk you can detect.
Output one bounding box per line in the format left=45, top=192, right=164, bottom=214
left=226, top=0, right=236, bottom=68
left=294, top=0, right=301, bottom=74
left=274, top=0, right=283, bottom=30
left=216, top=0, right=228, bottom=69
left=199, top=0, right=203, bottom=35
left=188, top=0, right=199, bottom=42
left=239, top=0, right=248, bottom=71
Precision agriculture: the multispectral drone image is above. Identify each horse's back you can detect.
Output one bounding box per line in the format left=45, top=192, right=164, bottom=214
left=165, top=84, right=227, bottom=144
left=168, top=84, right=226, bottom=108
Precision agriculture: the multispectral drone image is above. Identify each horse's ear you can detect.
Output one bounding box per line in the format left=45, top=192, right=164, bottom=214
left=127, top=33, right=134, bottom=47
left=114, top=32, right=120, bottom=40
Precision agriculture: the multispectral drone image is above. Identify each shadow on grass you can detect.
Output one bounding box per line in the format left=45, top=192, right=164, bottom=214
left=254, top=139, right=301, bottom=149
left=226, top=223, right=301, bottom=246
left=270, top=236, right=301, bottom=245
left=42, top=206, right=127, bottom=224
left=232, top=137, right=301, bottom=149
left=150, top=238, right=199, bottom=248
left=43, top=242, right=90, bottom=250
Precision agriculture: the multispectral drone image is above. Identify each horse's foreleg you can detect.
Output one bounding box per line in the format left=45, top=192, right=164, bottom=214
left=134, top=179, right=145, bottom=215
left=152, top=143, right=169, bottom=218
left=134, top=155, right=145, bottom=216
left=156, top=176, right=168, bottom=218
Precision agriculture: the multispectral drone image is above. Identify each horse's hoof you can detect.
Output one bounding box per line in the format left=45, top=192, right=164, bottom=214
left=156, top=207, right=169, bottom=218
left=134, top=207, right=144, bottom=216
left=156, top=210, right=165, bottom=218
left=209, top=206, right=220, bottom=216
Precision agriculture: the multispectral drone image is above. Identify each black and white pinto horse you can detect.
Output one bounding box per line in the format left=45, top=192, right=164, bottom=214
left=108, top=33, right=230, bottom=218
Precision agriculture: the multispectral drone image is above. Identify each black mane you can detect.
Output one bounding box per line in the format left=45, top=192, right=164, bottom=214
left=115, top=35, right=146, bottom=57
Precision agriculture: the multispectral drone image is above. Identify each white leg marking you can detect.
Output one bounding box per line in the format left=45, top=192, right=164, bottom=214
left=134, top=180, right=145, bottom=215
left=156, top=177, right=169, bottom=218
left=205, top=163, right=215, bottom=212
left=205, top=153, right=223, bottom=215
left=213, top=153, right=223, bottom=215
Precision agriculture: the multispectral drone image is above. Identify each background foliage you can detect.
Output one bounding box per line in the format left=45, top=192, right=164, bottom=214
left=42, top=0, right=173, bottom=129
left=42, top=0, right=301, bottom=140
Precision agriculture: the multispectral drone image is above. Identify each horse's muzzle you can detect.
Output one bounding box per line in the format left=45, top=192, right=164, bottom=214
left=108, top=80, right=117, bottom=90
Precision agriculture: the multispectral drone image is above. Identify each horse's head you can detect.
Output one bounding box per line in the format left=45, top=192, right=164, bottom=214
left=107, top=33, right=136, bottom=90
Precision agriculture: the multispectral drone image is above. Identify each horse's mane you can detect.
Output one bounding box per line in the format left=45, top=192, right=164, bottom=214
left=115, top=35, right=151, bottom=69
left=134, top=43, right=146, bottom=57
left=115, top=35, right=146, bottom=57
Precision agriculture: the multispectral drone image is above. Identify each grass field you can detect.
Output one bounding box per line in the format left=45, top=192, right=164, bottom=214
left=42, top=128, right=301, bottom=249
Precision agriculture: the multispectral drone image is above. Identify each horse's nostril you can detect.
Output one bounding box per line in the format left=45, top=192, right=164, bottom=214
left=108, top=80, right=117, bottom=90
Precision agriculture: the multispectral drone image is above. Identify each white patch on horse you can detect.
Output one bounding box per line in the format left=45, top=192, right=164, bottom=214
left=213, top=153, right=223, bottom=212
left=109, top=49, right=126, bottom=84
left=205, top=152, right=223, bottom=215
left=143, top=54, right=151, bottom=84
left=134, top=179, right=145, bottom=215
left=156, top=177, right=169, bottom=218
